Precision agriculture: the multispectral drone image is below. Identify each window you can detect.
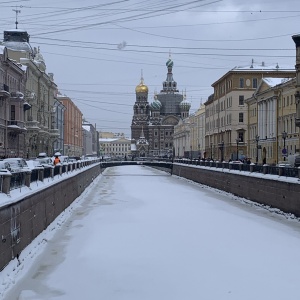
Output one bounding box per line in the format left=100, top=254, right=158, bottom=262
left=239, top=78, right=244, bottom=88
left=253, top=78, right=258, bottom=88
left=11, top=105, right=15, bottom=120
left=238, top=132, right=244, bottom=142
left=239, top=113, right=244, bottom=123
left=239, top=95, right=244, bottom=106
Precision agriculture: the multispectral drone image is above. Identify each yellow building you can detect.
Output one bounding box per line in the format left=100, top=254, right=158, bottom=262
left=99, top=137, right=131, bottom=159
left=246, top=78, right=299, bottom=165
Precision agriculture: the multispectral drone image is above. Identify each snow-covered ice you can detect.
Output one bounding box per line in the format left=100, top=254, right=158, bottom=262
left=1, top=165, right=300, bottom=299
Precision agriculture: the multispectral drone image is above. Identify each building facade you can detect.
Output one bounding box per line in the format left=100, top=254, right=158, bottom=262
left=246, top=77, right=299, bottom=164
left=2, top=29, right=59, bottom=158
left=53, top=99, right=66, bottom=155
left=58, top=95, right=83, bottom=157
left=99, top=137, right=131, bottom=159
left=0, top=45, right=27, bottom=158
left=205, top=62, right=295, bottom=161
left=82, top=120, right=98, bottom=157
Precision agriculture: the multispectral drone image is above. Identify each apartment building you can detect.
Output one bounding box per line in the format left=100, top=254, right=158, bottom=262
left=99, top=137, right=131, bottom=159
left=2, top=29, right=59, bottom=158
left=58, top=95, right=83, bottom=157
left=0, top=45, right=27, bottom=158
left=205, top=62, right=295, bottom=161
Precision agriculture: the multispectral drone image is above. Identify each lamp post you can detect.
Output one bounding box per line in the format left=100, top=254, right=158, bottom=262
left=210, top=142, right=213, bottom=160
left=219, top=141, right=224, bottom=162
left=255, top=135, right=259, bottom=164
left=236, top=138, right=240, bottom=161
left=190, top=145, right=192, bottom=161
left=198, top=143, right=200, bottom=159
left=282, top=131, right=287, bottom=161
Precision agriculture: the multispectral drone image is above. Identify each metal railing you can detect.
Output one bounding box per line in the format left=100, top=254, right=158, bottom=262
left=174, top=159, right=300, bottom=179
left=0, top=158, right=101, bottom=194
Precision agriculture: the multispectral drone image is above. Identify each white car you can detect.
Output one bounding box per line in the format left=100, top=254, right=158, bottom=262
left=3, top=158, right=31, bottom=172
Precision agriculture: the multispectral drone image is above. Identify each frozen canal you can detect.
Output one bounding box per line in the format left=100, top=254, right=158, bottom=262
left=3, top=165, right=300, bottom=299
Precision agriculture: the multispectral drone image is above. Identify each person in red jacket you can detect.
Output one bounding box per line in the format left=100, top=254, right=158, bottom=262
left=53, top=156, right=61, bottom=166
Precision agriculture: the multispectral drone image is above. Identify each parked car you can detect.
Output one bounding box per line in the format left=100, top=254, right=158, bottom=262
left=230, top=160, right=243, bottom=164
left=276, top=161, right=292, bottom=167
left=3, top=158, right=31, bottom=172
left=36, top=157, right=54, bottom=168
left=0, top=161, right=11, bottom=173
left=26, top=160, right=44, bottom=170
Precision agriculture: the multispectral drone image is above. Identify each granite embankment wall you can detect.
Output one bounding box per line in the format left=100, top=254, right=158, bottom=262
left=0, top=164, right=101, bottom=271
left=172, top=163, right=300, bottom=217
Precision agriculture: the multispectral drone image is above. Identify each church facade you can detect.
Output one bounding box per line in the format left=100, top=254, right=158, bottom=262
left=131, top=57, right=190, bottom=158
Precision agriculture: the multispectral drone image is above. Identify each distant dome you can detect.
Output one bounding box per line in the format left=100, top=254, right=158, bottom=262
left=3, top=30, right=34, bottom=56
left=180, top=99, right=191, bottom=110
left=166, top=58, right=174, bottom=68
left=150, top=99, right=162, bottom=110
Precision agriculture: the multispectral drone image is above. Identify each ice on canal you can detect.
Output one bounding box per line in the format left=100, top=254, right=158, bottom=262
left=2, top=165, right=300, bottom=300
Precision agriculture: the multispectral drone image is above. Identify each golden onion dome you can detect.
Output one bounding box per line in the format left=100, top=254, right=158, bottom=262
left=135, top=82, right=148, bottom=93
left=135, top=75, right=148, bottom=93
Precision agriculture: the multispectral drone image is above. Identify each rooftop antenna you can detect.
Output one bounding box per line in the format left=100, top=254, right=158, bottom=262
left=13, top=7, right=21, bottom=29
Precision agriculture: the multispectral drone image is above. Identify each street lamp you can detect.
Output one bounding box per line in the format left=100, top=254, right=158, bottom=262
left=236, top=138, right=240, bottom=161
left=198, top=143, right=200, bottom=159
left=210, top=142, right=213, bottom=160
left=190, top=145, right=192, bottom=161
left=219, top=141, right=224, bottom=162
left=255, top=135, right=260, bottom=164
left=282, top=131, right=287, bottom=161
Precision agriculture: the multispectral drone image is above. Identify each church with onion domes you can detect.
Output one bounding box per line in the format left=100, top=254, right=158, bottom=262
left=131, top=56, right=191, bottom=158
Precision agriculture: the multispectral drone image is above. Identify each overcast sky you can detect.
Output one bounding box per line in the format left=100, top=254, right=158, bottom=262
left=0, top=0, right=299, bottom=137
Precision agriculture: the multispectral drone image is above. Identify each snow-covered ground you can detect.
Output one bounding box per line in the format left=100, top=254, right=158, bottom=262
left=1, top=165, right=300, bottom=300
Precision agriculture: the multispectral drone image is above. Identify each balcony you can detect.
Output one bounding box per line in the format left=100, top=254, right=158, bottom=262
left=7, top=120, right=26, bottom=135
left=10, top=91, right=24, bottom=99
left=0, top=83, right=10, bottom=98
left=49, top=128, right=60, bottom=138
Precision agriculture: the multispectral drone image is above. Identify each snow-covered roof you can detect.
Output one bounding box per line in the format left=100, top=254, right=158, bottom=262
left=99, top=138, right=120, bottom=142
left=3, top=41, right=31, bottom=53
left=262, top=77, right=292, bottom=87
left=232, top=63, right=294, bottom=72
left=82, top=125, right=91, bottom=132
left=99, top=137, right=131, bottom=143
